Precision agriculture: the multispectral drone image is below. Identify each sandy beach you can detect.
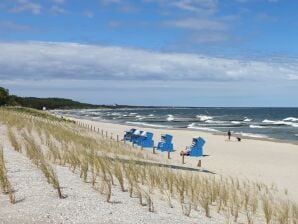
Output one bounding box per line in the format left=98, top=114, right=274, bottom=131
left=72, top=117, right=298, bottom=202
left=1, top=108, right=298, bottom=224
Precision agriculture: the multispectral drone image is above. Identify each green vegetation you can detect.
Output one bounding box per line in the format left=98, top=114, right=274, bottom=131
left=0, top=87, right=9, bottom=106
left=0, top=145, right=16, bottom=204
left=0, top=86, right=116, bottom=110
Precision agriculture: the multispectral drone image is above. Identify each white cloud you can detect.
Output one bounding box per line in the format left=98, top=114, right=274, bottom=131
left=50, top=5, right=67, bottom=14
left=9, top=0, right=41, bottom=15
left=145, top=0, right=218, bottom=14
left=0, top=41, right=297, bottom=83
left=83, top=11, right=94, bottom=18
left=0, top=21, right=32, bottom=32
left=164, top=18, right=229, bottom=31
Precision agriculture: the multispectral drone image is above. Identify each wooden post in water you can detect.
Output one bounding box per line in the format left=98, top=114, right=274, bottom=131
left=153, top=147, right=156, bottom=154
left=117, top=135, right=119, bottom=142
left=106, top=131, right=108, bottom=138
left=101, top=130, right=104, bottom=136
left=168, top=151, right=171, bottom=159
left=182, top=155, right=185, bottom=164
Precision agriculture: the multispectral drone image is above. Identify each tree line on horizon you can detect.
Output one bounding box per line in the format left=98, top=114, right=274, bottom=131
left=0, top=86, right=123, bottom=110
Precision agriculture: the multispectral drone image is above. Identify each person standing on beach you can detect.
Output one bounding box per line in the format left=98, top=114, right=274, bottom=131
left=228, top=130, right=231, bottom=140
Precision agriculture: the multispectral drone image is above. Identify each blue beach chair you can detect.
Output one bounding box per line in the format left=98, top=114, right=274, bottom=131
left=123, top=128, right=136, bottom=142
left=180, top=137, right=206, bottom=166
left=132, top=129, right=143, bottom=145
left=157, top=134, right=174, bottom=152
left=189, top=137, right=205, bottom=157
left=139, top=131, right=154, bottom=148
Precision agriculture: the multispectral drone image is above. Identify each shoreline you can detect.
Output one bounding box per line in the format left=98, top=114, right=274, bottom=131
left=61, top=114, right=298, bottom=202
left=65, top=114, right=298, bottom=146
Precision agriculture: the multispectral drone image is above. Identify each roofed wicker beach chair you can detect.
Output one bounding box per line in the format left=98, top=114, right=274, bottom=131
left=139, top=131, right=154, bottom=148
left=123, top=128, right=136, bottom=142
left=180, top=137, right=205, bottom=157
left=157, top=134, right=174, bottom=152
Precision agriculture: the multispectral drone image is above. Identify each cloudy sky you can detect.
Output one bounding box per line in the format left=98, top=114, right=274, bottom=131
left=0, top=0, right=298, bottom=106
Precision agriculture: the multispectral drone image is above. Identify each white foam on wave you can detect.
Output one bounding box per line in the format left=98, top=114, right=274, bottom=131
left=262, top=119, right=298, bottom=127
left=148, top=114, right=155, bottom=117
left=187, top=123, right=220, bottom=132
left=262, top=119, right=275, bottom=123
left=196, top=115, right=213, bottom=121
left=126, top=121, right=169, bottom=128
left=238, top=132, right=269, bottom=139
left=187, top=125, right=220, bottom=132
left=111, top=112, right=121, bottom=116
left=295, top=134, right=298, bottom=137
left=129, top=112, right=138, bottom=115
left=283, top=117, right=298, bottom=122
left=167, top=114, right=174, bottom=121
left=205, top=120, right=226, bottom=124
left=244, top=118, right=252, bottom=122
left=136, top=115, right=144, bottom=120
left=231, top=121, right=241, bottom=124
left=249, top=125, right=265, bottom=129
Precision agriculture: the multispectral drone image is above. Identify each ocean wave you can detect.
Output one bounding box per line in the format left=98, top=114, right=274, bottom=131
left=249, top=125, right=265, bottom=129
left=187, top=125, right=220, bottom=132
left=111, top=112, right=121, bottom=116
left=231, top=121, right=241, bottom=124
left=244, top=118, right=252, bottom=122
left=196, top=115, right=213, bottom=121
left=262, top=119, right=298, bottom=127
left=237, top=132, right=269, bottom=139
left=167, top=115, right=174, bottom=121
left=283, top=117, right=298, bottom=122
left=262, top=119, right=275, bottom=123
left=126, top=121, right=170, bottom=128
left=148, top=114, right=155, bottom=117
left=205, top=120, right=226, bottom=124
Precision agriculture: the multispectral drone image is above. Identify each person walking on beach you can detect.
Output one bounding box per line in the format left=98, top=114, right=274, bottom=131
left=228, top=130, right=231, bottom=140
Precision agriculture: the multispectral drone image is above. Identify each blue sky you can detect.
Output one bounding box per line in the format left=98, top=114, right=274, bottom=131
left=0, top=0, right=298, bottom=106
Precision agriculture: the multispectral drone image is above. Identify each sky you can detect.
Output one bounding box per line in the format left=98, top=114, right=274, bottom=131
left=0, top=0, right=298, bottom=106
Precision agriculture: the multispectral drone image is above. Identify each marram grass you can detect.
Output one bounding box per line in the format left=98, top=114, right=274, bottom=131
left=1, top=107, right=298, bottom=223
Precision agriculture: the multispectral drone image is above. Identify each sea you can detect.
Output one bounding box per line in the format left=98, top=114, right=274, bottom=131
left=52, top=107, right=298, bottom=143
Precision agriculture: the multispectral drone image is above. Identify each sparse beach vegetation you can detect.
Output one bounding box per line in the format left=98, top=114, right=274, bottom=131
left=0, top=107, right=297, bottom=223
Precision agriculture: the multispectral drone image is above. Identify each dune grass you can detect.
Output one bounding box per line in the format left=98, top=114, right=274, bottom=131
left=1, top=107, right=298, bottom=223
left=0, top=145, right=16, bottom=204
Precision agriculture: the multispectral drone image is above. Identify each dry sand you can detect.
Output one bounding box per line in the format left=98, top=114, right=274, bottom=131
left=73, top=118, right=298, bottom=202
left=1, top=115, right=298, bottom=224
left=0, top=124, right=225, bottom=224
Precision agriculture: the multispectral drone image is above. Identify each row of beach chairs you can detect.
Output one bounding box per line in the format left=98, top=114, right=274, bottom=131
left=123, top=128, right=206, bottom=158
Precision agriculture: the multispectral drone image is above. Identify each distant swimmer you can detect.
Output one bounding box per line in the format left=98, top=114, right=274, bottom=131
left=228, top=130, right=231, bottom=140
